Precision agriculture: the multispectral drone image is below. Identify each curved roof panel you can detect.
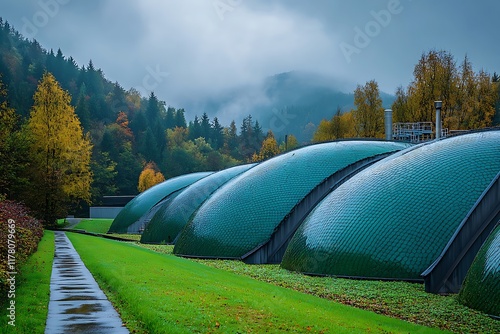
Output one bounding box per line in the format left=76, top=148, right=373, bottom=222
left=281, top=131, right=500, bottom=279
left=141, top=163, right=256, bottom=244
left=458, top=223, right=500, bottom=317
left=174, top=141, right=411, bottom=258
left=108, top=172, right=213, bottom=234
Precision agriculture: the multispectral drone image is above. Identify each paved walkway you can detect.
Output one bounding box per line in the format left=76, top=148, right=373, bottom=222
left=45, top=231, right=129, bottom=334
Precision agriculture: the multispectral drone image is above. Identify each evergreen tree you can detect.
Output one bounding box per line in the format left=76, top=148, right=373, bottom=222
left=253, top=120, right=264, bottom=144
left=223, top=120, right=239, bottom=157
left=200, top=112, right=211, bottom=141
left=0, top=76, right=30, bottom=199
left=211, top=117, right=224, bottom=150
left=90, top=151, right=117, bottom=204
left=100, top=129, right=116, bottom=157
left=165, top=107, right=176, bottom=129
left=140, top=127, right=161, bottom=164
left=75, top=83, right=91, bottom=130
left=175, top=108, right=187, bottom=128
left=115, top=143, right=142, bottom=195
left=85, top=60, right=104, bottom=97
left=188, top=115, right=202, bottom=140
left=146, top=91, right=160, bottom=124
left=130, top=111, right=148, bottom=139
left=108, top=82, right=128, bottom=117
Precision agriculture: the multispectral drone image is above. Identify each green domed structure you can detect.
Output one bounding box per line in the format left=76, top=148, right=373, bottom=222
left=174, top=141, right=411, bottom=259
left=458, top=223, right=500, bottom=317
left=141, top=163, right=256, bottom=244
left=108, top=172, right=212, bottom=234
left=281, top=131, right=500, bottom=280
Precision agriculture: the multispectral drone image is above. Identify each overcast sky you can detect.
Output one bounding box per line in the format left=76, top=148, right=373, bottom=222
left=1, top=0, right=498, bottom=113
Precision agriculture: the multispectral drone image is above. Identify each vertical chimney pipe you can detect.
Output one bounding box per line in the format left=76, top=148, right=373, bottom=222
left=384, top=109, right=393, bottom=141
left=435, top=101, right=442, bottom=139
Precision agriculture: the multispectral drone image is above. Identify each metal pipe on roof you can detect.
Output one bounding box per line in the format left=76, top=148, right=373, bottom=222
left=435, top=101, right=442, bottom=139
left=384, top=109, right=393, bottom=141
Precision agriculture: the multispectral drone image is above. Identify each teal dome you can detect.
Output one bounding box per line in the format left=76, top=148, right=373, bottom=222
left=458, top=223, right=500, bottom=317
left=174, top=141, right=411, bottom=258
left=281, top=131, right=500, bottom=279
left=140, top=163, right=256, bottom=244
left=108, top=172, right=212, bottom=234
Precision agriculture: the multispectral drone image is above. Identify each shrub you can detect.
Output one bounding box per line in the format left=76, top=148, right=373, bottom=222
left=0, top=200, right=44, bottom=293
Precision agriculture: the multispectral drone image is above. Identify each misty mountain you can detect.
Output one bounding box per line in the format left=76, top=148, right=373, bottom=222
left=183, top=71, right=395, bottom=142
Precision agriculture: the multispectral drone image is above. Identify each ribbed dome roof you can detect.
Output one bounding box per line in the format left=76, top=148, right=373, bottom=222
left=108, top=172, right=212, bottom=234
left=459, top=223, right=500, bottom=317
left=281, top=131, right=500, bottom=279
left=141, top=164, right=256, bottom=244
left=174, top=141, right=411, bottom=258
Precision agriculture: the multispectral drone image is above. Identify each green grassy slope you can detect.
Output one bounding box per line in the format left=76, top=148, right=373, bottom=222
left=68, top=233, right=444, bottom=333
left=0, top=231, right=54, bottom=333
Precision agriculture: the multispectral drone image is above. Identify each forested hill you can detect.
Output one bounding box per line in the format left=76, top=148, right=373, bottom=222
left=185, top=71, right=396, bottom=142
left=0, top=18, right=278, bottom=203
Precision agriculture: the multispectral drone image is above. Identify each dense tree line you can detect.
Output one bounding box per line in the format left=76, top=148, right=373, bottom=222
left=0, top=18, right=295, bottom=221
left=313, top=50, right=499, bottom=142
left=392, top=50, right=498, bottom=130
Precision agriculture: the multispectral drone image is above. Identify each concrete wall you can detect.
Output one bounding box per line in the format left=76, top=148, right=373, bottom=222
left=90, top=207, right=123, bottom=219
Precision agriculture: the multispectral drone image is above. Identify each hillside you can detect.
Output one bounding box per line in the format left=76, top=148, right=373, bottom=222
left=0, top=18, right=260, bottom=210
left=183, top=71, right=395, bottom=142
left=1, top=17, right=402, bottom=217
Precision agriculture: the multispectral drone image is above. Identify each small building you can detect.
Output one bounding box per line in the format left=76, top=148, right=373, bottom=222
left=89, top=195, right=136, bottom=219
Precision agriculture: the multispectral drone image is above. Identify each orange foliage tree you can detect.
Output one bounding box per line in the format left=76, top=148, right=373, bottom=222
left=137, top=162, right=165, bottom=192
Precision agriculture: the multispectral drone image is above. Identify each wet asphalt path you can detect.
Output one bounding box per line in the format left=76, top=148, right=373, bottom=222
left=45, top=231, right=129, bottom=334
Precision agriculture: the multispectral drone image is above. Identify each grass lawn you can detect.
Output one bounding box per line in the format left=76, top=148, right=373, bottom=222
left=0, top=230, right=54, bottom=333
left=56, top=218, right=68, bottom=228
left=136, top=244, right=500, bottom=333
left=70, top=219, right=140, bottom=241
left=72, top=218, right=113, bottom=234
left=68, top=233, right=444, bottom=333
left=107, top=233, right=142, bottom=241
left=196, top=261, right=500, bottom=334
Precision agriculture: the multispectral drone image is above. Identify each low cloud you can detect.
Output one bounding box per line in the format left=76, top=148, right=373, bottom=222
left=0, top=0, right=498, bottom=119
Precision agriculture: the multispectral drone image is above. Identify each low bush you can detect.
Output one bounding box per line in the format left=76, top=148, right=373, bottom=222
left=0, top=200, right=44, bottom=294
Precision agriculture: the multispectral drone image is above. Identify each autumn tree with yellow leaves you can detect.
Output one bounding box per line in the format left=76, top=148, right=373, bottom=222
left=27, top=72, right=93, bottom=226
left=392, top=50, right=498, bottom=130
left=312, top=108, right=356, bottom=142
left=252, top=131, right=280, bottom=162
left=352, top=80, right=385, bottom=138
left=279, top=134, right=299, bottom=152
left=138, top=162, right=165, bottom=192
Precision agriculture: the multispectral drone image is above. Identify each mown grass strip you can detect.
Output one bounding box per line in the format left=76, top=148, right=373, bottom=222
left=195, top=260, right=500, bottom=334
left=135, top=244, right=500, bottom=333
left=0, top=230, right=54, bottom=333
left=72, top=218, right=113, bottom=234
left=68, top=233, right=444, bottom=333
